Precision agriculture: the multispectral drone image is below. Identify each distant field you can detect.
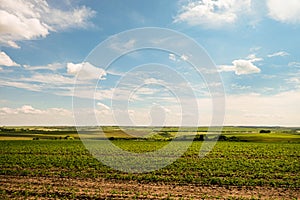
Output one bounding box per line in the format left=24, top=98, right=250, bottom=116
left=1, top=126, right=300, bottom=142
left=0, top=126, right=299, bottom=199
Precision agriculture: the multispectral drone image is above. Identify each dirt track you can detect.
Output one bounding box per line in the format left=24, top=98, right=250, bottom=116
left=0, top=175, right=299, bottom=199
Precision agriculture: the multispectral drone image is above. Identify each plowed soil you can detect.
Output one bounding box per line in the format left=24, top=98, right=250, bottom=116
left=0, top=175, right=299, bottom=199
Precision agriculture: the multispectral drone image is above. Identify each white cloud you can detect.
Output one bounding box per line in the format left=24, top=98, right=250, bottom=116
left=23, top=63, right=64, bottom=71
left=97, top=102, right=110, bottom=110
left=267, top=0, right=300, bottom=24
left=75, top=90, right=300, bottom=127
left=250, top=46, right=262, bottom=52
left=144, top=78, right=167, bottom=85
left=231, top=83, right=251, bottom=90
left=106, top=68, right=124, bottom=76
left=218, top=53, right=262, bottom=75
left=288, top=62, right=300, bottom=67
left=19, top=105, right=43, bottom=114
left=0, top=105, right=73, bottom=125
left=0, top=105, right=57, bottom=115
left=225, top=91, right=300, bottom=126
left=169, top=53, right=189, bottom=62
left=267, top=51, right=289, bottom=58
left=73, top=87, right=140, bottom=102
left=109, top=38, right=136, bottom=52
left=218, top=65, right=236, bottom=72
left=180, top=54, right=189, bottom=61
left=232, top=59, right=261, bottom=75
left=174, top=0, right=251, bottom=28
left=286, top=77, right=300, bottom=89
left=0, top=65, right=77, bottom=94
left=42, top=5, right=95, bottom=31
left=0, top=9, right=48, bottom=48
left=67, top=62, right=106, bottom=80
left=2, top=91, right=299, bottom=126
left=67, top=62, right=83, bottom=75
left=0, top=51, right=20, bottom=66
left=219, top=59, right=261, bottom=75
left=169, top=53, right=177, bottom=61
left=246, top=54, right=263, bottom=62
left=288, top=77, right=300, bottom=83
left=0, top=79, right=42, bottom=91
left=134, top=87, right=160, bottom=95
left=22, top=73, right=75, bottom=85
left=0, top=61, right=106, bottom=99
left=0, top=0, right=95, bottom=48
left=0, top=107, right=17, bottom=114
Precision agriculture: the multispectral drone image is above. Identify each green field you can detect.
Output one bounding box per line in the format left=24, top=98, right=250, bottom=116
left=0, top=126, right=299, bottom=199
left=1, top=126, right=300, bottom=142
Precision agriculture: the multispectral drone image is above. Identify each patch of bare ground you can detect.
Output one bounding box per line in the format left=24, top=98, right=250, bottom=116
left=0, top=175, right=299, bottom=199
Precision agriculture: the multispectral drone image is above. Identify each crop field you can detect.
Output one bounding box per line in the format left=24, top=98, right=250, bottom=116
left=0, top=126, right=299, bottom=199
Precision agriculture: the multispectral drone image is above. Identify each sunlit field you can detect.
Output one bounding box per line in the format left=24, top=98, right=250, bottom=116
left=0, top=126, right=299, bottom=199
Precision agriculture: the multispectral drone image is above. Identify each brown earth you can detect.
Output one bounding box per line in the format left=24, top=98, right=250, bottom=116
left=0, top=175, right=299, bottom=199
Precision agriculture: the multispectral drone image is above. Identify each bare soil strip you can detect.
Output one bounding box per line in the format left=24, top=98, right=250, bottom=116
left=0, top=175, right=299, bottom=199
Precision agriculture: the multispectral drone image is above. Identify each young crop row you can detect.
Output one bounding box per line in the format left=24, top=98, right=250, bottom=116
left=0, top=140, right=299, bottom=187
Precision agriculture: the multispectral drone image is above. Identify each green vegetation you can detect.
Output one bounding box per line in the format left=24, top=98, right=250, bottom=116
left=0, top=126, right=299, bottom=199
left=1, top=126, right=300, bottom=142
left=0, top=137, right=299, bottom=187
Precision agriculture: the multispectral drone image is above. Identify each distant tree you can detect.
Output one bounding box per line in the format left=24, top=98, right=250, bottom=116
left=194, top=134, right=204, bottom=141
left=218, top=135, right=228, bottom=141
left=64, top=135, right=74, bottom=140
left=259, top=130, right=271, bottom=133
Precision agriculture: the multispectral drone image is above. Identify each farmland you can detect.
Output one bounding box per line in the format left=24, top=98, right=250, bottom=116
left=0, top=126, right=299, bottom=199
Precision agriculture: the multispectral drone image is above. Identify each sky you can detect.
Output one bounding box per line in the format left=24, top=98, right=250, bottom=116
left=0, top=0, right=299, bottom=126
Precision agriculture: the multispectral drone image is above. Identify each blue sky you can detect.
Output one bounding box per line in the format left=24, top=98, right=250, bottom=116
left=0, top=0, right=299, bottom=126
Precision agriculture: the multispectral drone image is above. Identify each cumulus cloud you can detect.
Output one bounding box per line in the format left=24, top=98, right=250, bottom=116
left=19, top=105, right=43, bottom=114
left=0, top=105, right=43, bottom=115
left=67, top=62, right=106, bottom=80
left=219, top=59, right=261, bottom=75
left=232, top=59, right=261, bottom=75
left=0, top=61, right=78, bottom=94
left=0, top=105, right=73, bottom=125
left=267, top=0, right=300, bottom=24
left=267, top=51, right=289, bottom=57
left=0, top=51, right=20, bottom=66
left=67, top=62, right=83, bottom=75
left=174, top=0, right=251, bottom=28
left=0, top=0, right=95, bottom=48
left=0, top=61, right=107, bottom=99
